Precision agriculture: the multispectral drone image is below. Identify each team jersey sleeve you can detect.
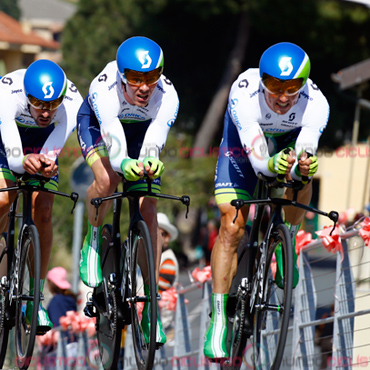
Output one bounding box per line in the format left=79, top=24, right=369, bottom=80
left=40, top=82, right=83, bottom=162
left=89, top=71, right=128, bottom=173
left=139, top=82, right=179, bottom=161
left=228, top=73, right=273, bottom=177
left=292, top=91, right=330, bottom=180
left=0, top=78, right=27, bottom=173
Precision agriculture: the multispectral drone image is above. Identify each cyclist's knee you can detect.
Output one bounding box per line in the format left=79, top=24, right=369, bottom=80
left=92, top=166, right=120, bottom=196
left=218, top=208, right=247, bottom=250
left=0, top=189, right=16, bottom=215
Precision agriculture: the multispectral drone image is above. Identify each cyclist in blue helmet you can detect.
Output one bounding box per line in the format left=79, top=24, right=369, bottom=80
left=77, top=36, right=179, bottom=347
left=204, top=42, right=329, bottom=361
left=0, top=59, right=83, bottom=334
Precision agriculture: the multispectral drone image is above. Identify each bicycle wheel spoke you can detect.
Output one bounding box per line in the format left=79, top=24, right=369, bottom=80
left=15, top=225, right=40, bottom=370
left=129, top=221, right=157, bottom=370
left=253, top=223, right=293, bottom=370
left=95, top=224, right=123, bottom=370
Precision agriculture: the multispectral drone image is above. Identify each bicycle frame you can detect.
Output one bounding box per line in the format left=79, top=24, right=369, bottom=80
left=0, top=179, right=78, bottom=302
left=91, top=179, right=190, bottom=302
left=0, top=176, right=78, bottom=369
left=225, top=174, right=339, bottom=370
left=88, top=177, right=190, bottom=370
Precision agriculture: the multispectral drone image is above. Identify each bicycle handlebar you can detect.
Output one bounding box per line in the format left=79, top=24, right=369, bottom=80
left=0, top=172, right=79, bottom=214
left=231, top=174, right=339, bottom=233
left=91, top=180, right=191, bottom=220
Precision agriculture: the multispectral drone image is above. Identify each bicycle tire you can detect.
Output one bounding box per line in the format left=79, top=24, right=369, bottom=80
left=95, top=224, right=123, bottom=370
left=15, top=224, right=41, bottom=370
left=253, top=223, right=293, bottom=370
left=0, top=233, right=9, bottom=368
left=129, top=220, right=157, bottom=370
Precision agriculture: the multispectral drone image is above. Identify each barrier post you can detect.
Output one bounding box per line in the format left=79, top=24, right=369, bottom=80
left=75, top=332, right=88, bottom=370
left=173, top=289, right=192, bottom=369
left=56, top=329, right=66, bottom=370
left=332, top=239, right=355, bottom=370
left=291, top=251, right=317, bottom=370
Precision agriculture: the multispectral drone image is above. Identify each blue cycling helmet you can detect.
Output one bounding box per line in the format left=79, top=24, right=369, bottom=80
left=116, top=36, right=164, bottom=83
left=24, top=59, right=67, bottom=101
left=259, top=42, right=310, bottom=86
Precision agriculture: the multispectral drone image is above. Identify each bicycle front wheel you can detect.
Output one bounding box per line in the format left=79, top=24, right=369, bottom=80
left=95, top=224, right=123, bottom=370
left=15, top=225, right=41, bottom=370
left=253, top=223, right=293, bottom=370
left=0, top=233, right=9, bottom=368
left=129, top=220, right=157, bottom=370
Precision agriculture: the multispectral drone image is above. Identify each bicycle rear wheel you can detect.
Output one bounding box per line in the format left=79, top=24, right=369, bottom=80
left=0, top=233, right=9, bottom=368
left=15, top=224, right=41, bottom=370
left=95, top=224, right=123, bottom=370
left=129, top=220, right=157, bottom=370
left=253, top=223, right=293, bottom=370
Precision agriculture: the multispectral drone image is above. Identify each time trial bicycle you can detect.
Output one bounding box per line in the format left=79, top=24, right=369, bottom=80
left=221, top=173, right=338, bottom=370
left=84, top=176, right=190, bottom=370
left=0, top=174, right=78, bottom=370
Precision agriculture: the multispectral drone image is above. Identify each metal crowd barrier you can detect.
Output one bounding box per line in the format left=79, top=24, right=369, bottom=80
left=128, top=226, right=370, bottom=370
left=19, top=226, right=369, bottom=370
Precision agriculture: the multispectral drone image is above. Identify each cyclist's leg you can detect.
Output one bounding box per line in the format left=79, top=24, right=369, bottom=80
left=77, top=98, right=121, bottom=287
left=80, top=158, right=120, bottom=287
left=204, top=202, right=250, bottom=360
left=205, top=112, right=255, bottom=360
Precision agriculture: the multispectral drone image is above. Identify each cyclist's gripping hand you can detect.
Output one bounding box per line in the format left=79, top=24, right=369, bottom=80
left=143, top=156, right=164, bottom=179
left=23, top=154, right=58, bottom=177
left=267, top=148, right=295, bottom=176
left=121, top=159, right=144, bottom=181
left=298, top=151, right=318, bottom=177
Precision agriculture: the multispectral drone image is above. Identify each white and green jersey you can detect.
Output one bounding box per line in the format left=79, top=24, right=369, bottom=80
left=227, top=68, right=329, bottom=179
left=87, top=61, right=179, bottom=173
left=0, top=69, right=83, bottom=173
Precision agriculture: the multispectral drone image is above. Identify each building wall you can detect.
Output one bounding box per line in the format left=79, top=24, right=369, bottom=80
left=316, top=143, right=370, bottom=228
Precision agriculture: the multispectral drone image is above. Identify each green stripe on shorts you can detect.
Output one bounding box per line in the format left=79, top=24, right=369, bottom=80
left=127, top=182, right=161, bottom=197
left=215, top=188, right=252, bottom=205
left=86, top=146, right=109, bottom=167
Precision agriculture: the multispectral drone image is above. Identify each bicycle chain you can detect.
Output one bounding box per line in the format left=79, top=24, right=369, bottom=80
left=234, top=298, right=245, bottom=349
left=0, top=288, right=5, bottom=331
left=96, top=288, right=118, bottom=340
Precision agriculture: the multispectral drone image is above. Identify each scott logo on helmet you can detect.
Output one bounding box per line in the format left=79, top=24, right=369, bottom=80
left=42, top=82, right=55, bottom=99
left=138, top=50, right=152, bottom=69
left=279, top=57, right=293, bottom=76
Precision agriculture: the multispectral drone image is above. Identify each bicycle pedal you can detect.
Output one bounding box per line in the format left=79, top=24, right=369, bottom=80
left=83, top=301, right=98, bottom=318
left=36, top=325, right=52, bottom=336
left=206, top=357, right=228, bottom=364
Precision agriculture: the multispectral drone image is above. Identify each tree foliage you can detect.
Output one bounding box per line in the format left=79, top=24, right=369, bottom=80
left=0, top=0, right=20, bottom=20
left=57, top=0, right=370, bottom=251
